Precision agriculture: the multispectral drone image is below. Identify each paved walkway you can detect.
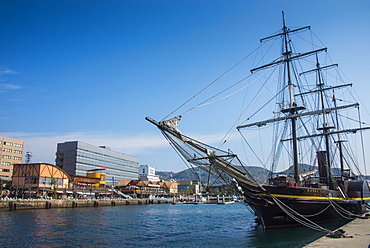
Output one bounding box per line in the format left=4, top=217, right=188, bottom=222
left=305, top=217, right=370, bottom=248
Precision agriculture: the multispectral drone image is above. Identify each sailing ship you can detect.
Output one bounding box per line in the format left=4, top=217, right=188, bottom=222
left=146, top=12, right=370, bottom=229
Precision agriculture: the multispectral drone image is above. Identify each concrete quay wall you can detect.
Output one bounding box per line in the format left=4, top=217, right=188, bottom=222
left=305, top=217, right=370, bottom=248
left=0, top=199, right=168, bottom=211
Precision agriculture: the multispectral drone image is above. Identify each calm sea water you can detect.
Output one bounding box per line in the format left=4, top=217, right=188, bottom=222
left=0, top=202, right=347, bottom=248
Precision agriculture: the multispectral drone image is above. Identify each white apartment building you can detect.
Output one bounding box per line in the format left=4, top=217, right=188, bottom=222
left=138, top=164, right=160, bottom=182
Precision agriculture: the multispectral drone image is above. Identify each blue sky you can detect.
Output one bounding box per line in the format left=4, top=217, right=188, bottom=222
left=1, top=1, right=370, bottom=172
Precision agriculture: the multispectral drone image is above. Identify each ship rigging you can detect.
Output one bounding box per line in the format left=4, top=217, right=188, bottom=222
left=146, top=12, right=370, bottom=229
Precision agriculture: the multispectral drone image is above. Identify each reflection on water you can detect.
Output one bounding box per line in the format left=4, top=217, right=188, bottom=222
left=0, top=203, right=347, bottom=247
left=245, top=218, right=350, bottom=248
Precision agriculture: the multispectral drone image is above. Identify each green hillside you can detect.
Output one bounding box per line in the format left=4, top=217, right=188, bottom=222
left=157, top=164, right=320, bottom=185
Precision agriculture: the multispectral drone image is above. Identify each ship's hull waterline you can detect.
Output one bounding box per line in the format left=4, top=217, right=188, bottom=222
left=240, top=183, right=369, bottom=229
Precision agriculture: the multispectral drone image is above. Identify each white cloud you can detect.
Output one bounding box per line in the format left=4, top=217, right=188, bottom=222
left=0, top=131, right=238, bottom=171
left=0, top=68, right=17, bottom=75
left=0, top=68, right=21, bottom=92
left=0, top=131, right=178, bottom=164
left=0, top=83, right=21, bottom=90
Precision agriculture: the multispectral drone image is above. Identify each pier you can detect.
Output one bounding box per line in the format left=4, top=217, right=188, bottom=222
left=305, top=217, right=370, bottom=248
left=0, top=198, right=168, bottom=211
left=170, top=195, right=239, bottom=204
left=0, top=194, right=239, bottom=211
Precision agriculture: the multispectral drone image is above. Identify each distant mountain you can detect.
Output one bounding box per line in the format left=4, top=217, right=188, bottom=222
left=278, top=164, right=318, bottom=176
left=157, top=165, right=271, bottom=185
left=156, top=170, right=195, bottom=181
left=157, top=164, right=368, bottom=185
left=157, top=164, right=319, bottom=185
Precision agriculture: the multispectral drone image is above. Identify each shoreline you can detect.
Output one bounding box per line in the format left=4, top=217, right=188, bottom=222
left=0, top=198, right=169, bottom=211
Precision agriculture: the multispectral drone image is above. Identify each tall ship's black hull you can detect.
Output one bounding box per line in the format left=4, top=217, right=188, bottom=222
left=249, top=198, right=345, bottom=228
left=239, top=182, right=370, bottom=228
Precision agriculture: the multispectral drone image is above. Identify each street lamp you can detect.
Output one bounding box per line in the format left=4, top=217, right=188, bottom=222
left=42, top=181, right=45, bottom=198
left=0, top=183, right=3, bottom=198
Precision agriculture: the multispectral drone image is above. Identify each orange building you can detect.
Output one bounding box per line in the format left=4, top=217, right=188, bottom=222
left=12, top=163, right=70, bottom=192
left=0, top=136, right=24, bottom=182
left=158, top=181, right=178, bottom=194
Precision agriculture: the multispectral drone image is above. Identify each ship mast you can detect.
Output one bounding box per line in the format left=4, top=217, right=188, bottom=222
left=236, top=13, right=368, bottom=187
left=237, top=12, right=312, bottom=185
left=333, top=95, right=346, bottom=176
left=299, top=56, right=337, bottom=188
left=315, top=57, right=334, bottom=187
left=280, top=12, right=301, bottom=184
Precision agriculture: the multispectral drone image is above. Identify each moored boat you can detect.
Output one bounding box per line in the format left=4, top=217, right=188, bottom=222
left=147, top=12, right=370, bottom=229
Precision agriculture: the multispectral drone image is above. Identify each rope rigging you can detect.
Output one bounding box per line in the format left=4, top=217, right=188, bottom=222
left=162, top=43, right=265, bottom=121
left=270, top=193, right=334, bottom=234
left=179, top=71, right=264, bottom=117
left=327, top=197, right=363, bottom=220
left=217, top=67, right=281, bottom=148
left=147, top=16, right=370, bottom=232
left=160, top=126, right=258, bottom=191
left=269, top=191, right=368, bottom=234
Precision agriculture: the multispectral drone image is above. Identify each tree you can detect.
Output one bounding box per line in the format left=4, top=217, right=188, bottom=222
left=50, top=178, right=57, bottom=199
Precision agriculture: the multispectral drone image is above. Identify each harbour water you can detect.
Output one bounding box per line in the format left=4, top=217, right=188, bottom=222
left=0, top=202, right=348, bottom=247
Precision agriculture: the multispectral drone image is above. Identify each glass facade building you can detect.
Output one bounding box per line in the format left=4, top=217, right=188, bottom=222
left=56, top=141, right=139, bottom=186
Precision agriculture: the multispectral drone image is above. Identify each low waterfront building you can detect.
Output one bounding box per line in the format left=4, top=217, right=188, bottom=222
left=69, top=174, right=100, bottom=188
left=158, top=181, right=178, bottom=194
left=68, top=174, right=110, bottom=198
left=12, top=163, right=70, bottom=197
left=11, top=163, right=113, bottom=198
left=116, top=179, right=178, bottom=197
left=86, top=168, right=106, bottom=187
left=55, top=141, right=139, bottom=186
left=178, top=180, right=201, bottom=194
left=0, top=136, right=24, bottom=182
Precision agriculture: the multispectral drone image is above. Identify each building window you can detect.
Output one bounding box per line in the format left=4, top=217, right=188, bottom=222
left=39, top=177, right=63, bottom=186
left=14, top=150, right=22, bottom=154
left=0, top=169, right=10, bottom=172
left=2, top=148, right=12, bottom=152
left=2, top=155, right=12, bottom=159
left=1, top=162, right=10, bottom=165
left=14, top=143, right=23, bottom=147
left=25, top=176, right=39, bottom=184
left=3, top=142, right=13, bottom=146
left=12, top=156, right=22, bottom=160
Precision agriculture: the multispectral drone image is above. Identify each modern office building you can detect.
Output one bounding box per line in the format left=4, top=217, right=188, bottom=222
left=0, top=136, right=24, bottom=182
left=55, top=141, right=139, bottom=186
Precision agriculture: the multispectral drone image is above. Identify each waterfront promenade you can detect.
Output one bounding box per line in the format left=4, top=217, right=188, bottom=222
left=0, top=195, right=237, bottom=211
left=0, top=198, right=169, bottom=211
left=305, top=217, right=370, bottom=248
